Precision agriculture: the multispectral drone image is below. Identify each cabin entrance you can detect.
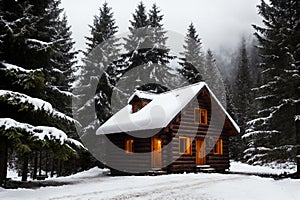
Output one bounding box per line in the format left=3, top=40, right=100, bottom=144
left=152, top=138, right=162, bottom=168
left=196, top=139, right=206, bottom=165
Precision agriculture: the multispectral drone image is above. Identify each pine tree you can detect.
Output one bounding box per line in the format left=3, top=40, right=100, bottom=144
left=124, top=2, right=149, bottom=51
left=85, top=2, right=118, bottom=54
left=247, top=38, right=261, bottom=87
left=204, top=49, right=225, bottom=104
left=0, top=0, right=37, bottom=68
left=148, top=4, right=167, bottom=48
left=44, top=10, right=78, bottom=119
left=231, top=39, right=252, bottom=160
left=0, top=0, right=82, bottom=184
left=179, top=23, right=204, bottom=84
left=245, top=0, right=300, bottom=168
left=117, top=2, right=178, bottom=101
left=74, top=2, right=120, bottom=168
left=76, top=2, right=119, bottom=132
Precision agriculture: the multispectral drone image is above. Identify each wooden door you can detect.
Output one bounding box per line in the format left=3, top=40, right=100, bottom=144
left=196, top=139, right=206, bottom=165
left=152, top=138, right=162, bottom=168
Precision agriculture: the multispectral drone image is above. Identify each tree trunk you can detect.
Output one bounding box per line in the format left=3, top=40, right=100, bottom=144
left=296, top=109, right=300, bottom=179
left=50, top=158, right=54, bottom=178
left=32, top=152, right=38, bottom=180
left=295, top=102, right=300, bottom=179
left=0, top=136, right=8, bottom=187
left=45, top=153, right=48, bottom=176
left=57, top=160, right=61, bottom=177
left=39, top=151, right=42, bottom=176
left=21, top=153, right=29, bottom=182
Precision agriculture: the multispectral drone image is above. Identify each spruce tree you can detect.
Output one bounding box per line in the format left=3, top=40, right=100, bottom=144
left=204, top=49, right=225, bottom=104
left=179, top=23, right=204, bottom=84
left=245, top=0, right=300, bottom=168
left=76, top=2, right=119, bottom=133
left=148, top=4, right=167, bottom=48
left=74, top=2, right=120, bottom=168
left=231, top=39, right=252, bottom=160
left=124, top=2, right=149, bottom=51
left=0, top=0, right=82, bottom=184
left=117, top=2, right=177, bottom=101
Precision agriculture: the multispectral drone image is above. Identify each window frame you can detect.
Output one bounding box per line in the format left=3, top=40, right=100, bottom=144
left=213, top=139, right=223, bottom=155
left=194, top=108, right=208, bottom=125
left=125, top=139, right=134, bottom=153
left=178, top=136, right=192, bottom=155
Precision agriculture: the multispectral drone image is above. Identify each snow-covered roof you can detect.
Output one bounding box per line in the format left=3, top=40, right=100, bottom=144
left=96, top=82, right=240, bottom=135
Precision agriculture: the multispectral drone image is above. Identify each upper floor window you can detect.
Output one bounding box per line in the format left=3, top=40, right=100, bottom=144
left=194, top=108, right=208, bottom=125
left=132, top=101, right=148, bottom=113
left=125, top=139, right=134, bottom=153
left=179, top=136, right=192, bottom=155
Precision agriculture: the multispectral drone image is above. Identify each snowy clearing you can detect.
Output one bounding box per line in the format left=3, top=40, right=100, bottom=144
left=1, top=165, right=299, bottom=200
left=230, top=161, right=296, bottom=175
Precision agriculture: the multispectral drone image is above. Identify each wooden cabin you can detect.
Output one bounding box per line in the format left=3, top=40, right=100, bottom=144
left=96, top=82, right=239, bottom=175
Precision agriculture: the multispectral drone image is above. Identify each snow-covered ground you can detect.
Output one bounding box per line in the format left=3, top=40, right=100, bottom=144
left=1, top=163, right=299, bottom=200
left=230, top=161, right=296, bottom=175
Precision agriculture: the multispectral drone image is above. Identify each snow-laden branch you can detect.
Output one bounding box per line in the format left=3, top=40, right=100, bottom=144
left=248, top=98, right=299, bottom=127
left=244, top=145, right=298, bottom=153
left=49, top=85, right=74, bottom=97
left=0, top=118, right=85, bottom=149
left=242, top=130, right=280, bottom=139
left=0, top=62, right=42, bottom=73
left=26, top=38, right=65, bottom=51
left=0, top=90, right=80, bottom=126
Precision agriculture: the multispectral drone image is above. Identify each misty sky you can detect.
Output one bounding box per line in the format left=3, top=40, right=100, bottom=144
left=61, top=0, right=262, bottom=53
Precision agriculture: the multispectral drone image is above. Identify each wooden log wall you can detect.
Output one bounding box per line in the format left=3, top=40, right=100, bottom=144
left=106, top=133, right=153, bottom=174
left=167, top=89, right=232, bottom=172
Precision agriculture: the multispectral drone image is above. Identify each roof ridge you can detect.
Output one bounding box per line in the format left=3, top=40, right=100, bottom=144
left=134, top=90, right=160, bottom=95
left=135, top=81, right=206, bottom=96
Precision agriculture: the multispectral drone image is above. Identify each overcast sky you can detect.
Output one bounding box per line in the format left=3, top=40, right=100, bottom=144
left=61, top=0, right=262, bottom=53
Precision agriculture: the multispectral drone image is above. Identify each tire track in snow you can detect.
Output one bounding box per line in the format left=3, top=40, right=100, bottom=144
left=49, top=175, right=243, bottom=200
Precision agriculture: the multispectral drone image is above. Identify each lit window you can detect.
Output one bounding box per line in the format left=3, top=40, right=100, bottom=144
left=214, top=139, right=223, bottom=155
left=194, top=108, right=208, bottom=124
left=125, top=139, right=134, bottom=153
left=179, top=136, right=191, bottom=155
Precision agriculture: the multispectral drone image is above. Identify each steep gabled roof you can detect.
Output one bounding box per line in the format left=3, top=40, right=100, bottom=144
left=96, top=82, right=240, bottom=135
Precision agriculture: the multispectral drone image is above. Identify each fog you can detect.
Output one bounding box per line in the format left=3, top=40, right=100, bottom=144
left=61, top=0, right=262, bottom=53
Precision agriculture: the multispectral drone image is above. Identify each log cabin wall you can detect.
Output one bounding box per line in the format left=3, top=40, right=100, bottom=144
left=167, top=88, right=231, bottom=172
left=106, top=132, right=153, bottom=174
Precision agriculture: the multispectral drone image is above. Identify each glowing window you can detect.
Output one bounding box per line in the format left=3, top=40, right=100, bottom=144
left=125, top=139, right=134, bottom=153
left=179, top=136, right=191, bottom=155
